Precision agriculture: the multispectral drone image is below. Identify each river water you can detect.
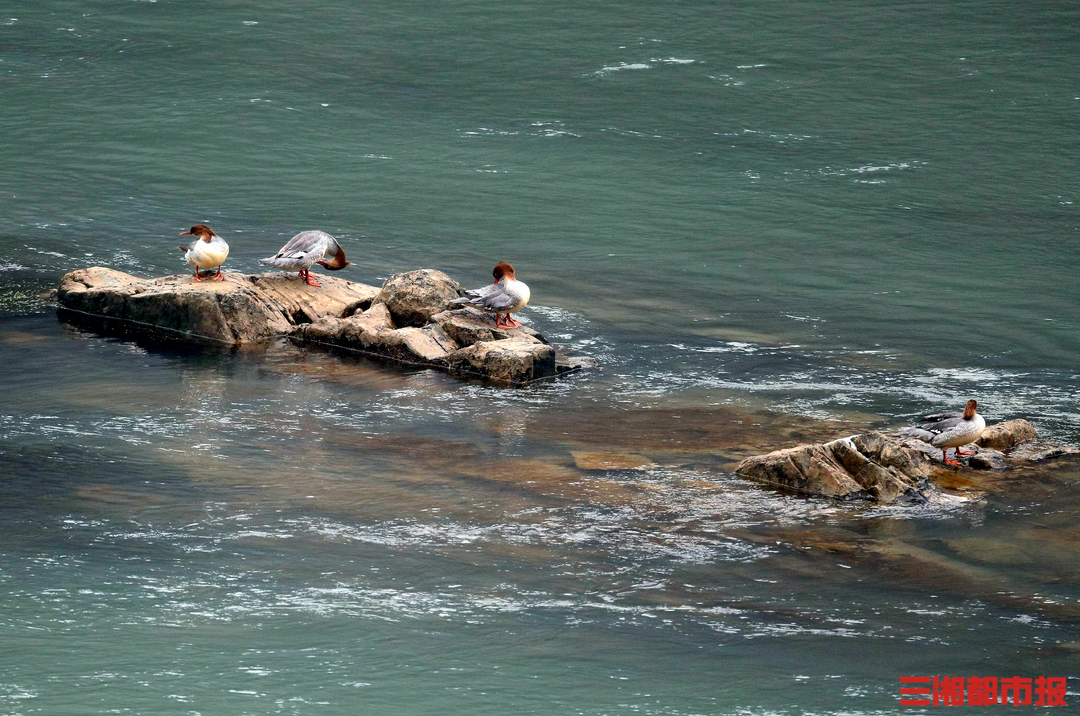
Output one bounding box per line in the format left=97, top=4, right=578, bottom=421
left=1, top=1, right=1078, bottom=713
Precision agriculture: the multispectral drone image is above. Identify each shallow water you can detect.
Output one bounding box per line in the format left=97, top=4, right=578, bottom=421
left=2, top=1, right=1079, bottom=713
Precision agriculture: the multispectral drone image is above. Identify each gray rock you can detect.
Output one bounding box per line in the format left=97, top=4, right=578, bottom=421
left=57, top=267, right=378, bottom=345
left=736, top=432, right=936, bottom=503
left=976, top=419, right=1038, bottom=451
left=556, top=355, right=600, bottom=374
left=1024, top=445, right=1080, bottom=463
left=376, top=269, right=462, bottom=328
left=967, top=447, right=1008, bottom=471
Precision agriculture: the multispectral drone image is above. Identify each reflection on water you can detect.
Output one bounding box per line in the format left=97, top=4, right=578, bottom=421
left=1, top=313, right=1078, bottom=713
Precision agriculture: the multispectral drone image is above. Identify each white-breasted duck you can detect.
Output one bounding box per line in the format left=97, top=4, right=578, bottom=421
left=899, top=399, right=986, bottom=466
left=451, top=261, right=531, bottom=328
left=179, top=224, right=229, bottom=281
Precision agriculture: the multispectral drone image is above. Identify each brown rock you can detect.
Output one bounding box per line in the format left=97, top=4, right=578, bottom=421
left=58, top=266, right=597, bottom=386
left=376, top=269, right=462, bottom=328
left=976, top=419, right=1038, bottom=451
left=736, top=432, right=935, bottom=503
left=57, top=267, right=378, bottom=345
left=443, top=337, right=558, bottom=385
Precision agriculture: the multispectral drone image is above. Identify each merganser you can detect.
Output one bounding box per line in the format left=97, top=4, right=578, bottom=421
left=178, top=224, right=229, bottom=281
left=258, top=230, right=349, bottom=287
left=899, top=399, right=986, bottom=466
left=450, top=261, right=531, bottom=328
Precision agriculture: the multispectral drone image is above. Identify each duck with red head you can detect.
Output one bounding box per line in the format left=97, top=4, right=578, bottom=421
left=899, top=399, right=986, bottom=466
left=451, top=261, right=531, bottom=328
left=178, top=224, right=229, bottom=281
left=259, top=230, right=349, bottom=287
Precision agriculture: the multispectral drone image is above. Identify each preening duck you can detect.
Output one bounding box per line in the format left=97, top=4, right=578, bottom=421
left=178, top=224, right=229, bottom=281
left=259, top=231, right=349, bottom=287
left=899, top=399, right=986, bottom=466
left=451, top=261, right=531, bottom=328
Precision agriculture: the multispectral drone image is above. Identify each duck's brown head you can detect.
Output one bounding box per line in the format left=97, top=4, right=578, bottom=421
left=316, top=245, right=350, bottom=270
left=180, top=224, right=216, bottom=242
left=963, top=399, right=978, bottom=419
left=492, top=261, right=515, bottom=282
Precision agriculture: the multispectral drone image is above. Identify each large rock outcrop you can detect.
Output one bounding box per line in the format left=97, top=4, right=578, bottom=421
left=736, top=419, right=1079, bottom=503
left=56, top=267, right=377, bottom=344
left=55, top=267, right=594, bottom=385
left=736, top=432, right=937, bottom=503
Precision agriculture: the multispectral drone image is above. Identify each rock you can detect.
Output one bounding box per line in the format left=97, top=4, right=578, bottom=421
left=376, top=269, right=462, bottom=328
left=58, top=266, right=597, bottom=385
left=976, top=419, right=1038, bottom=451
left=736, top=432, right=935, bottom=503
left=57, top=267, right=377, bottom=345
left=556, top=354, right=600, bottom=374
left=1023, top=445, right=1080, bottom=463
left=571, top=452, right=656, bottom=471
left=967, top=447, right=1007, bottom=471
left=443, top=337, right=558, bottom=386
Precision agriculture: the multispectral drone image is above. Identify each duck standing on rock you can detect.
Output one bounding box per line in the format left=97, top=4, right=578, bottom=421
left=259, top=231, right=349, bottom=287
left=451, top=261, right=530, bottom=328
left=899, top=399, right=986, bottom=466
left=179, top=224, right=229, bottom=281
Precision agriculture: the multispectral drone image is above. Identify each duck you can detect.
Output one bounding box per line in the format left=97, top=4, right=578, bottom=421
left=178, top=224, right=229, bottom=281
left=258, top=230, right=349, bottom=287
left=450, top=261, right=531, bottom=328
left=899, top=399, right=986, bottom=466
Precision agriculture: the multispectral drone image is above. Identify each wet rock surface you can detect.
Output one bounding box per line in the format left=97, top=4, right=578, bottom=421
left=736, top=418, right=1080, bottom=503
left=735, top=432, right=937, bottom=503
left=56, top=267, right=377, bottom=344
left=57, top=266, right=593, bottom=385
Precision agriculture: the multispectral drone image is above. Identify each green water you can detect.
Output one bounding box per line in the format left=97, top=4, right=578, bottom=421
left=2, top=1, right=1079, bottom=713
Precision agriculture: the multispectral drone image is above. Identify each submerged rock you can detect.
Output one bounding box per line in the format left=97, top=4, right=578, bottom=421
left=735, top=432, right=936, bottom=503
left=1019, top=445, right=1080, bottom=463
left=57, top=266, right=593, bottom=385
left=571, top=451, right=656, bottom=471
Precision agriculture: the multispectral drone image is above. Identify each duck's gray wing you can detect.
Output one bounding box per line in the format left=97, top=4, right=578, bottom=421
left=900, top=415, right=964, bottom=442
left=451, top=283, right=517, bottom=312
left=899, top=411, right=968, bottom=442
left=898, top=426, right=938, bottom=442
left=922, top=410, right=963, bottom=423
left=260, top=231, right=330, bottom=265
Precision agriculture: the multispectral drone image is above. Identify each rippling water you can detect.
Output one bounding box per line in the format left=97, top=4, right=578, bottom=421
left=2, top=1, right=1079, bottom=713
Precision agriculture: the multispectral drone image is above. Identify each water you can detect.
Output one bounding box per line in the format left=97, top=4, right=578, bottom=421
left=2, top=1, right=1079, bottom=713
